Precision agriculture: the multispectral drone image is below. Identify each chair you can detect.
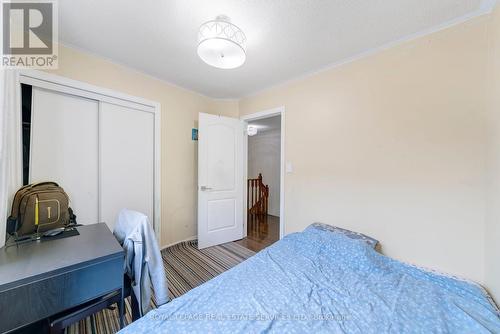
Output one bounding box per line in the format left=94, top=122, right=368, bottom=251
left=113, top=209, right=169, bottom=317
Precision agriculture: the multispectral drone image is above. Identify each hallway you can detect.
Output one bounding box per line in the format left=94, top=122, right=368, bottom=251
left=236, top=215, right=280, bottom=252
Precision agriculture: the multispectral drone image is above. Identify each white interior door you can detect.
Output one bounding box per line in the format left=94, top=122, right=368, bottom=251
left=30, top=88, right=99, bottom=224
left=198, top=112, right=244, bottom=249
left=99, top=102, right=155, bottom=231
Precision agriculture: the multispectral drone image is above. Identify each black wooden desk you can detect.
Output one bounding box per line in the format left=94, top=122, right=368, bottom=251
left=0, top=223, right=125, bottom=333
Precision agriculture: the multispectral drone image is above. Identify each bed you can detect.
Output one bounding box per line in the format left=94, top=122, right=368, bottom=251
left=119, top=224, right=500, bottom=333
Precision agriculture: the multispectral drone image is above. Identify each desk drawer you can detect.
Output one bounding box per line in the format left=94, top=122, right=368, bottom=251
left=0, top=256, right=123, bottom=333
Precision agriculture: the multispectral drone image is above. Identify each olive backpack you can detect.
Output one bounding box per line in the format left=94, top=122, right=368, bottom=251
left=6, top=182, right=76, bottom=237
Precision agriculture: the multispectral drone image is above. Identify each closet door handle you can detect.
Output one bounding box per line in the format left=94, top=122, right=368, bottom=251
left=200, top=186, right=213, bottom=191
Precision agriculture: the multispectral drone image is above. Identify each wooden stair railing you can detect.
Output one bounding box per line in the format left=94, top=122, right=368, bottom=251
left=247, top=173, right=269, bottom=216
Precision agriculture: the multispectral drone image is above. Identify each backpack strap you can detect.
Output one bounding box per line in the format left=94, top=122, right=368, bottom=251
left=6, top=216, right=18, bottom=235
left=68, top=207, right=77, bottom=226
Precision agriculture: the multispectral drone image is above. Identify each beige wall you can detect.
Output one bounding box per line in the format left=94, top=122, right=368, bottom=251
left=485, top=4, right=500, bottom=303
left=46, top=45, right=238, bottom=248
left=240, top=17, right=489, bottom=284
left=41, top=14, right=500, bottom=300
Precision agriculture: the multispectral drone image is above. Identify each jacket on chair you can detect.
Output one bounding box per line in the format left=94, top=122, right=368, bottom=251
left=113, top=209, right=169, bottom=316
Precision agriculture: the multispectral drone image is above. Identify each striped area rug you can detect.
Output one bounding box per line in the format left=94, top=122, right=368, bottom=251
left=66, top=240, right=255, bottom=334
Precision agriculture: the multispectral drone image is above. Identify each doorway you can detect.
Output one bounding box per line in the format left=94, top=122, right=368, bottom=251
left=236, top=107, right=285, bottom=252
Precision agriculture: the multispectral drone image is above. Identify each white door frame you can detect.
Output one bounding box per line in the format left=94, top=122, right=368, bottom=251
left=16, top=70, right=162, bottom=240
left=241, top=106, right=285, bottom=240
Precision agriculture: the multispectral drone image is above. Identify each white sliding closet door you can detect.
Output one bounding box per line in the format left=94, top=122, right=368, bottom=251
left=99, top=102, right=155, bottom=230
left=30, top=88, right=99, bottom=224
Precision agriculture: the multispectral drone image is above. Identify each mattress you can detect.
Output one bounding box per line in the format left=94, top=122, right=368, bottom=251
left=119, top=224, right=500, bottom=333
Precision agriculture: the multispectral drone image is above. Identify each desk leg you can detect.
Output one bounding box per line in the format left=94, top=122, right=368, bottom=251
left=119, top=286, right=125, bottom=328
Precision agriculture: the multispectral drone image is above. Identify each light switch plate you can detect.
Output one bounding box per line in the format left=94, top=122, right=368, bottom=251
left=286, top=162, right=293, bottom=173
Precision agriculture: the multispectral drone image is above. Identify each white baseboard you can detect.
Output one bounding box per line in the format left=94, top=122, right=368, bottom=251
left=160, top=235, right=197, bottom=250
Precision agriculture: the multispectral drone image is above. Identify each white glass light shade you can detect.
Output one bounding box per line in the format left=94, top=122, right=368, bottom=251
left=197, top=16, right=246, bottom=69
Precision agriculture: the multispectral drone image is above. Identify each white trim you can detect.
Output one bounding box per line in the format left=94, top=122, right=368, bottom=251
left=97, top=101, right=102, bottom=226
left=19, top=70, right=156, bottom=111
left=16, top=70, right=162, bottom=241
left=153, top=103, right=162, bottom=244
left=241, top=106, right=285, bottom=240
left=1, top=72, right=23, bottom=248
left=243, top=6, right=496, bottom=99
left=160, top=235, right=197, bottom=250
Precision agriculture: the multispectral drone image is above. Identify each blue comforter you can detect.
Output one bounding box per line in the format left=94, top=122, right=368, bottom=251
left=120, top=226, right=500, bottom=333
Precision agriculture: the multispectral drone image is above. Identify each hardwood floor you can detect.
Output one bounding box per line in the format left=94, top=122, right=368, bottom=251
left=235, top=214, right=280, bottom=252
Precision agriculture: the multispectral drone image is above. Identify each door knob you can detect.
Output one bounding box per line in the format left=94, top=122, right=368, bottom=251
left=200, top=186, right=213, bottom=191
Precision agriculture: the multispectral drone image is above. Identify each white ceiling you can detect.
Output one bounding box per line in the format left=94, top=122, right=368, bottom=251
left=59, top=0, right=494, bottom=99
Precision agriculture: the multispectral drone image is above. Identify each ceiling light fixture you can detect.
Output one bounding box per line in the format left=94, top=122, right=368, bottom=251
left=197, top=15, right=246, bottom=69
left=247, top=125, right=258, bottom=136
